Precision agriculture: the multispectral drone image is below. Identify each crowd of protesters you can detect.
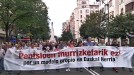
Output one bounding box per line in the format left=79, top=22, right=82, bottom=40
left=0, top=37, right=133, bottom=74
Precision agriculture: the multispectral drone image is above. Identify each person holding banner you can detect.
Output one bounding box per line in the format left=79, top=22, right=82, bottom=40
left=29, top=43, right=37, bottom=50
left=42, top=42, right=53, bottom=52
left=0, top=45, right=5, bottom=74
left=54, top=44, right=61, bottom=72
left=35, top=43, right=41, bottom=50
left=58, top=41, right=65, bottom=49
left=5, top=43, right=14, bottom=74
left=68, top=40, right=75, bottom=48
left=42, top=42, right=52, bottom=72
left=15, top=44, right=22, bottom=75
left=98, top=39, right=106, bottom=72
left=111, top=39, right=120, bottom=73
left=29, top=43, right=37, bottom=73
left=121, top=39, right=133, bottom=72
left=20, top=42, right=28, bottom=49
left=76, top=41, right=84, bottom=72
left=84, top=37, right=97, bottom=70
left=84, top=37, right=97, bottom=46
left=39, top=42, right=43, bottom=50
left=66, top=40, right=75, bottom=71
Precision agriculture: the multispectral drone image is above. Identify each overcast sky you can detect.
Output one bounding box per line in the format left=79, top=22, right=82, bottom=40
left=42, top=0, right=96, bottom=37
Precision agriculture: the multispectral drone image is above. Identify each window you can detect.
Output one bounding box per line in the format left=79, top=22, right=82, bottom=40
left=86, top=15, right=89, bottom=18
left=125, top=2, right=134, bottom=13
left=90, top=10, right=94, bottom=13
left=80, top=15, right=82, bottom=18
left=96, top=11, right=99, bottom=13
left=109, top=0, right=112, bottom=7
left=86, top=9, right=89, bottom=13
left=81, top=20, right=82, bottom=22
left=90, top=6, right=93, bottom=9
left=80, top=10, right=82, bottom=13
left=82, top=6, right=86, bottom=8
left=95, top=6, right=98, bottom=9
left=102, top=0, right=105, bottom=4
left=121, top=0, right=123, bottom=3
left=121, top=8, right=123, bottom=14
left=111, top=11, right=114, bottom=16
left=82, top=6, right=85, bottom=8
left=101, top=8, right=104, bottom=13
left=82, top=1, right=86, bottom=4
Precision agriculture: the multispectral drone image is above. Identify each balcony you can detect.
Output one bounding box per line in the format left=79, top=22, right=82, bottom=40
left=125, top=1, right=134, bottom=13
left=125, top=0, right=134, bottom=5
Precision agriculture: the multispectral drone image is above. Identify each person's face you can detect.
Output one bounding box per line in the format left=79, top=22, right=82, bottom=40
left=124, top=40, right=128, bottom=44
left=100, top=39, right=105, bottom=44
left=15, top=44, right=20, bottom=49
left=27, top=44, right=31, bottom=47
left=31, top=44, right=35, bottom=48
left=42, top=42, right=46, bottom=45
left=21, top=42, right=24, bottom=45
left=113, top=39, right=117, bottom=43
left=52, top=43, right=55, bottom=46
left=35, top=43, right=38, bottom=47
left=8, top=44, right=12, bottom=48
left=60, top=41, right=63, bottom=44
left=46, top=42, right=50, bottom=45
left=79, top=42, right=83, bottom=46
left=70, top=41, right=74, bottom=44
left=88, top=37, right=92, bottom=42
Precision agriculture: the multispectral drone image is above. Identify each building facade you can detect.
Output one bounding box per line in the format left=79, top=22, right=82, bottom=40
left=97, top=0, right=134, bottom=44
left=62, top=20, right=70, bottom=32
left=74, top=0, right=99, bottom=40
left=98, top=0, right=134, bottom=15
left=62, top=0, right=99, bottom=40
left=119, top=0, right=134, bottom=14
left=63, top=0, right=134, bottom=41
left=99, top=0, right=120, bottom=17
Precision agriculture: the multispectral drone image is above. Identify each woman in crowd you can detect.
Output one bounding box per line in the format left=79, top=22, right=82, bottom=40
left=76, top=41, right=84, bottom=72
left=66, top=40, right=75, bottom=72
left=68, top=40, right=75, bottom=48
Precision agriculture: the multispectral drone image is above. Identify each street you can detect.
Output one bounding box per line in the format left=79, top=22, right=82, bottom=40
left=0, top=68, right=134, bottom=75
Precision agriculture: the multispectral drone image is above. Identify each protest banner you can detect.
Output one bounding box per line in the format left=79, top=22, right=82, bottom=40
left=4, top=46, right=134, bottom=70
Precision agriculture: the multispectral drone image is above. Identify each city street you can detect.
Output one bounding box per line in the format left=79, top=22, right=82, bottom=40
left=0, top=68, right=134, bottom=75
left=0, top=0, right=134, bottom=75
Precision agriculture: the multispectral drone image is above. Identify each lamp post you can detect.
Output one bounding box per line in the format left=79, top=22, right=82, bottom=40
left=76, top=20, right=81, bottom=42
left=68, top=22, right=74, bottom=39
left=96, top=0, right=110, bottom=42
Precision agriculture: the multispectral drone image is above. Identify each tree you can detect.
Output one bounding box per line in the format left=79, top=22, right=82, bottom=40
left=80, top=11, right=107, bottom=39
left=61, top=31, right=73, bottom=41
left=108, top=14, right=127, bottom=39
left=107, top=13, right=134, bottom=46
left=108, top=13, right=134, bottom=39
left=125, top=14, right=134, bottom=34
left=0, top=0, right=50, bottom=42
